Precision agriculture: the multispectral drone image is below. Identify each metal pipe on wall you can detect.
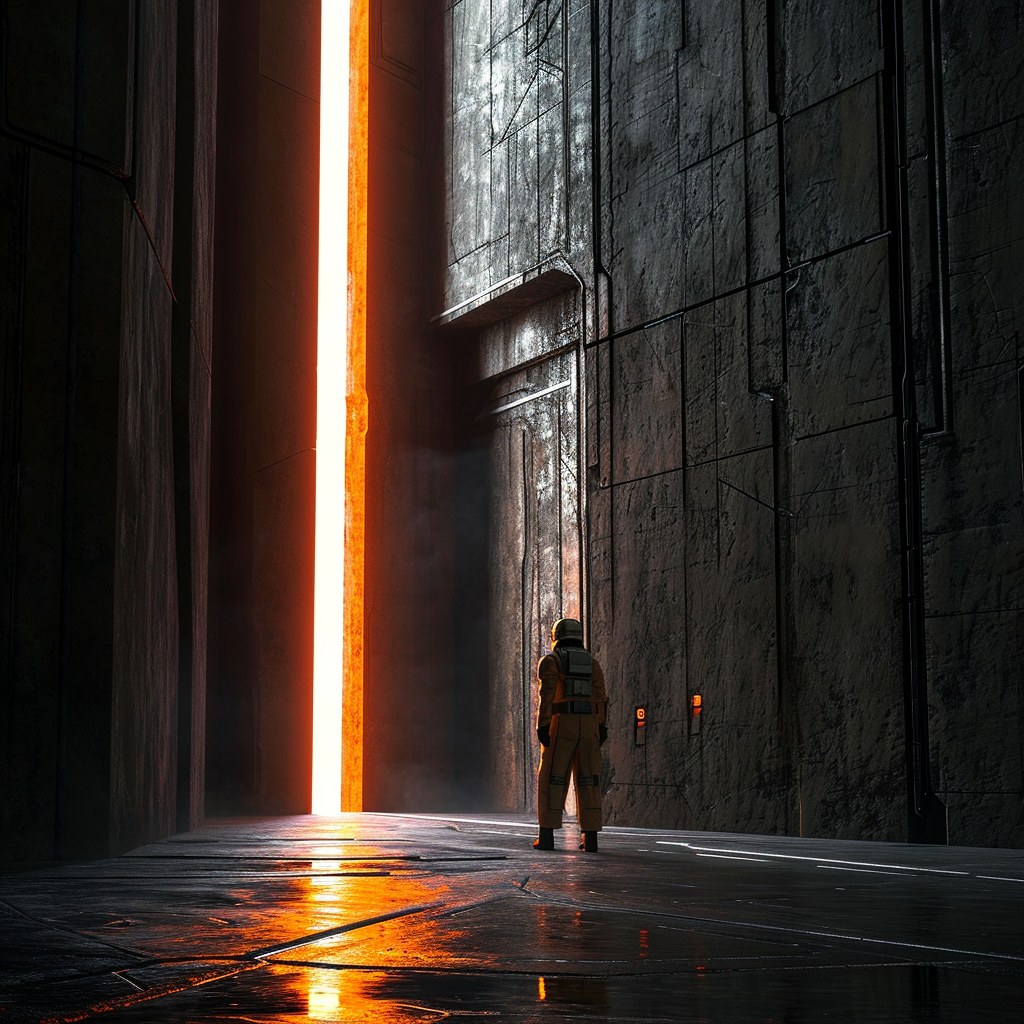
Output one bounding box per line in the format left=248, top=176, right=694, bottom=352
left=883, top=0, right=947, bottom=845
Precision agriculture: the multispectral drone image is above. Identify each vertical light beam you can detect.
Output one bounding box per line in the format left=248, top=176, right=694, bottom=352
left=343, top=0, right=369, bottom=813
left=314, top=0, right=368, bottom=814
left=313, top=1, right=352, bottom=815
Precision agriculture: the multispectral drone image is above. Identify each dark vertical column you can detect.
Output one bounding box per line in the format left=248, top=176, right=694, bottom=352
left=54, top=0, right=89, bottom=859
left=172, top=0, right=198, bottom=834
left=208, top=0, right=259, bottom=815
left=208, top=0, right=319, bottom=815
left=882, top=0, right=947, bottom=844
left=172, top=0, right=216, bottom=834
left=362, top=0, right=474, bottom=811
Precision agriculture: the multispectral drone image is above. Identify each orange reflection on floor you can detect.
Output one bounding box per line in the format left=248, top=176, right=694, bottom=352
left=307, top=972, right=341, bottom=1017
left=264, top=869, right=457, bottom=976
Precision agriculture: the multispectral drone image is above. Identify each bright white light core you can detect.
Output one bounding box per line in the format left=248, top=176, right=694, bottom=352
left=312, top=1, right=351, bottom=815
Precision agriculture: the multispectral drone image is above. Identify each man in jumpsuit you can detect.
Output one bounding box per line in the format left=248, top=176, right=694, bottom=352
left=534, top=617, right=608, bottom=852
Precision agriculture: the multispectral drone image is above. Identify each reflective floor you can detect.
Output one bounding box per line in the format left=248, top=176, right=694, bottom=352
left=1, top=814, right=1022, bottom=1021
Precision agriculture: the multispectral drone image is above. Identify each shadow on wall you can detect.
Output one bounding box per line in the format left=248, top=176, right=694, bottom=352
left=363, top=437, right=494, bottom=813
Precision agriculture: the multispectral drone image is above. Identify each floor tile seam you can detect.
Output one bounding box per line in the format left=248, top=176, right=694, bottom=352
left=0, top=897, right=151, bottom=960
left=656, top=840, right=1024, bottom=879
left=34, top=961, right=265, bottom=1024
left=257, top=957, right=997, bottom=980
left=0, top=871, right=399, bottom=883
left=244, top=901, right=448, bottom=959
left=3, top=954, right=257, bottom=996
left=10, top=953, right=1019, bottom=1005
left=257, top=956, right=816, bottom=979
left=243, top=886, right=535, bottom=958
left=508, top=892, right=1024, bottom=964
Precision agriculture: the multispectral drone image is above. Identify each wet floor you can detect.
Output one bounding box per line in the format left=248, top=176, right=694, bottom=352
left=1, top=814, right=1022, bottom=1021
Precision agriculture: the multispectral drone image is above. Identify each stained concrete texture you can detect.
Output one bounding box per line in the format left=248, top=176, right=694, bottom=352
left=0, top=0, right=217, bottom=858
left=207, top=0, right=321, bottom=817
left=1, top=814, right=1022, bottom=1022
left=443, top=0, right=1024, bottom=847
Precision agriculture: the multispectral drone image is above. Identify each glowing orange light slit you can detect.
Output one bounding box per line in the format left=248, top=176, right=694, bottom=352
left=313, top=0, right=368, bottom=814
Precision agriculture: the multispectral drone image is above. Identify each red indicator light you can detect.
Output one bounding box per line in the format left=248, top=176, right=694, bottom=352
left=691, top=694, right=702, bottom=714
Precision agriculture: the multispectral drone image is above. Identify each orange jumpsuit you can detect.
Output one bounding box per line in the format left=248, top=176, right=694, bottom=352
left=536, top=646, right=608, bottom=831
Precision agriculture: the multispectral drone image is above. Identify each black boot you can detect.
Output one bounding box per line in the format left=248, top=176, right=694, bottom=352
left=579, top=831, right=598, bottom=852
left=533, top=827, right=554, bottom=850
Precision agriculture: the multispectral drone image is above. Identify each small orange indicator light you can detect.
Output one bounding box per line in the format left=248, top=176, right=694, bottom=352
left=691, top=694, right=702, bottom=714
left=636, top=707, right=646, bottom=724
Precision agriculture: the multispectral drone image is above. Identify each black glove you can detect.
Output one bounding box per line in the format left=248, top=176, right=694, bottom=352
left=599, top=724, right=608, bottom=746
left=537, top=725, right=550, bottom=747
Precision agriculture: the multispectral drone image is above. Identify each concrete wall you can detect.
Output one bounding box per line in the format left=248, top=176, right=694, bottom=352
left=361, top=0, right=473, bottom=811
left=206, top=0, right=319, bottom=816
left=442, top=0, right=1024, bottom=845
left=0, top=0, right=216, bottom=858
left=203, top=0, right=466, bottom=817
left=2, top=0, right=1019, bottom=855
left=922, top=0, right=1024, bottom=845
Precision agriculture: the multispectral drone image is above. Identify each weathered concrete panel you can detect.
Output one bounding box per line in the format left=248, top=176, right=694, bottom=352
left=4, top=0, right=132, bottom=170
left=449, top=0, right=493, bottom=266
left=786, top=239, right=893, bottom=439
left=929, top=611, right=1022, bottom=790
left=446, top=0, right=568, bottom=315
left=539, top=101, right=567, bottom=258
left=611, top=176, right=686, bottom=327
left=712, top=140, right=748, bottom=295
left=780, top=0, right=883, bottom=114
left=678, top=0, right=744, bottom=168
left=946, top=120, right=1023, bottom=372
left=745, top=125, right=780, bottom=283
left=601, top=469, right=686, bottom=827
left=110, top=211, right=178, bottom=855
left=789, top=419, right=904, bottom=841
left=682, top=156, right=714, bottom=309
left=1, top=0, right=216, bottom=859
left=743, top=0, right=773, bottom=135
left=612, top=2, right=681, bottom=192
left=509, top=120, right=540, bottom=272
left=919, top=367, right=1023, bottom=615
left=682, top=448, right=782, bottom=835
left=941, top=0, right=1024, bottom=139
left=611, top=320, right=682, bottom=483
left=784, top=77, right=884, bottom=264
left=685, top=293, right=772, bottom=468
left=748, top=276, right=784, bottom=395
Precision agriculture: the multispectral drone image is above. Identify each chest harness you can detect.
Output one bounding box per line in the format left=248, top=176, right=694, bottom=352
left=551, top=646, right=594, bottom=715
